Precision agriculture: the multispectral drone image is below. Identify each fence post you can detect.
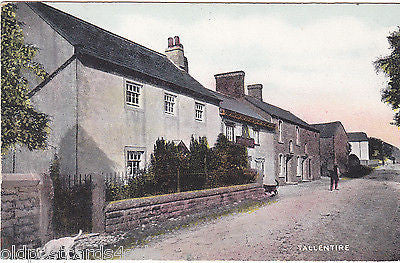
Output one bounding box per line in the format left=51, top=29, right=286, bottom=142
left=91, top=174, right=105, bottom=233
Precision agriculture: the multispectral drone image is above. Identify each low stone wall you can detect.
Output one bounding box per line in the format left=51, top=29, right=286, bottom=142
left=105, top=183, right=266, bottom=234
left=1, top=173, right=53, bottom=249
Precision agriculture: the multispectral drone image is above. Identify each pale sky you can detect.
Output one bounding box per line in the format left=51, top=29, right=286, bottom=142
left=49, top=2, right=400, bottom=148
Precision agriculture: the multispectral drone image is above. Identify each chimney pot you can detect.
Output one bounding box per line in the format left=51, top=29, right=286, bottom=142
left=165, top=36, right=188, bottom=72
left=174, top=36, right=180, bottom=46
left=168, top=37, right=173, bottom=48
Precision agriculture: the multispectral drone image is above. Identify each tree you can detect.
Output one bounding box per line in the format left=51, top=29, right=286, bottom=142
left=150, top=138, right=180, bottom=193
left=369, top=137, right=393, bottom=164
left=211, top=133, right=250, bottom=186
left=1, top=4, right=49, bottom=153
left=374, top=27, right=400, bottom=126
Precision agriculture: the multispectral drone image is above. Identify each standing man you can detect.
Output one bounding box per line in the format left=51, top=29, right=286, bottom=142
left=330, top=164, right=340, bottom=191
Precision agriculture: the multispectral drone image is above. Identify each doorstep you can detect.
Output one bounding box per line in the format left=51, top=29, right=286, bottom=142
left=285, top=181, right=298, bottom=185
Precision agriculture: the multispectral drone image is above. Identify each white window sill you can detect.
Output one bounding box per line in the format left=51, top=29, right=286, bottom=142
left=125, top=104, right=144, bottom=112
left=165, top=112, right=177, bottom=118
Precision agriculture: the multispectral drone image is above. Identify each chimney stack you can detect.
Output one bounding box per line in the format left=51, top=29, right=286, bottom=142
left=247, top=84, right=263, bottom=101
left=214, top=71, right=245, bottom=99
left=165, top=36, right=188, bottom=72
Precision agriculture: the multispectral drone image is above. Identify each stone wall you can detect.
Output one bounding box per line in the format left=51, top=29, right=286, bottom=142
left=1, top=173, right=53, bottom=249
left=105, top=183, right=266, bottom=234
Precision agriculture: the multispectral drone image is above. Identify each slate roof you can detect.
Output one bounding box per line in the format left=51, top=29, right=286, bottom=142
left=310, top=121, right=344, bottom=138
left=27, top=2, right=219, bottom=102
left=245, top=96, right=319, bottom=132
left=210, top=91, right=269, bottom=122
left=347, top=132, right=368, bottom=142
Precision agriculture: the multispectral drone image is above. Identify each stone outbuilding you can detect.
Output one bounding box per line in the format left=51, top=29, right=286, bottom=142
left=311, top=121, right=350, bottom=176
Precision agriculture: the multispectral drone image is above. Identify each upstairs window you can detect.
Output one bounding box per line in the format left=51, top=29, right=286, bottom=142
left=304, top=143, right=308, bottom=154
left=195, top=102, right=204, bottom=121
left=278, top=120, right=283, bottom=142
left=289, top=140, right=294, bottom=153
left=296, top=126, right=300, bottom=145
left=253, top=129, right=260, bottom=145
left=126, top=151, right=143, bottom=176
left=226, top=125, right=234, bottom=142
left=242, top=124, right=250, bottom=138
left=126, top=81, right=141, bottom=107
left=164, top=93, right=176, bottom=114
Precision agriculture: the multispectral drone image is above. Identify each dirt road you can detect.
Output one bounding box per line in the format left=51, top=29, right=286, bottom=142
left=124, top=166, right=400, bottom=261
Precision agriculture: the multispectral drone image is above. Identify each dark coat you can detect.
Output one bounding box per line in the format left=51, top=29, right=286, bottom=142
left=329, top=166, right=339, bottom=180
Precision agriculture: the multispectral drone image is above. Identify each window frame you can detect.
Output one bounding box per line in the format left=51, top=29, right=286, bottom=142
left=126, top=150, right=144, bottom=176
left=289, top=140, right=294, bottom=153
left=253, top=128, right=260, bottom=145
left=279, top=154, right=285, bottom=177
left=242, top=124, right=250, bottom=138
left=278, top=120, right=283, bottom=143
left=195, top=102, right=205, bottom=121
left=226, top=124, right=235, bottom=142
left=164, top=93, right=177, bottom=115
left=125, top=80, right=142, bottom=107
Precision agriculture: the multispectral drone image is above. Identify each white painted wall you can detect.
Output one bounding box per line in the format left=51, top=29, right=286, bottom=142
left=2, top=3, right=77, bottom=174
left=77, top=61, right=221, bottom=174
left=350, top=141, right=369, bottom=163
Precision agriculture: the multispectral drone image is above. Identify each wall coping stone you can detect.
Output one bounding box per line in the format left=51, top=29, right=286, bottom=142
left=1, top=173, right=41, bottom=188
left=106, top=183, right=261, bottom=213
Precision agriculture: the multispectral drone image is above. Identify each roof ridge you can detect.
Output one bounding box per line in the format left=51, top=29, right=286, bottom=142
left=245, top=96, right=319, bottom=131
left=311, top=121, right=341, bottom=126
left=245, top=95, right=291, bottom=114
left=245, top=95, right=308, bottom=121
left=30, top=2, right=166, bottom=58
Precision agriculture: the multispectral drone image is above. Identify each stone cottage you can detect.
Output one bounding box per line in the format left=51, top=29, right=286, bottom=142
left=311, top=121, right=350, bottom=176
left=2, top=2, right=222, bottom=176
left=348, top=132, right=370, bottom=165
left=210, top=71, right=277, bottom=186
left=245, top=86, right=321, bottom=185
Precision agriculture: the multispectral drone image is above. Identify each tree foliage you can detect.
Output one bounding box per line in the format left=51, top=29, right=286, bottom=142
left=1, top=4, right=49, bottom=153
left=369, top=137, right=393, bottom=163
left=374, top=27, right=400, bottom=126
left=211, top=133, right=250, bottom=185
left=150, top=138, right=181, bottom=193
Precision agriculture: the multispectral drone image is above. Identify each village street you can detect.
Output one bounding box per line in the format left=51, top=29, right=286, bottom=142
left=124, top=165, right=400, bottom=261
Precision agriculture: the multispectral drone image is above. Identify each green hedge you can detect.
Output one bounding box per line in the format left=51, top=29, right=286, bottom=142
left=106, top=134, right=257, bottom=202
